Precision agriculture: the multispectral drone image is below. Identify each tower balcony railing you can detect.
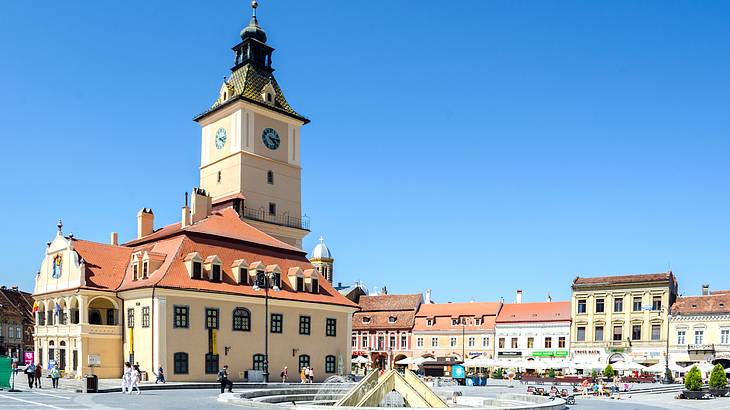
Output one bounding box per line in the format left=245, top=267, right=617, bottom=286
left=242, top=207, right=310, bottom=231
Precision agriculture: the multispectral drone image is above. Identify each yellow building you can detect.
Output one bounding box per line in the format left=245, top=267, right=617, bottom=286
left=570, top=272, right=678, bottom=366
left=669, top=286, right=730, bottom=368
left=32, top=2, right=358, bottom=381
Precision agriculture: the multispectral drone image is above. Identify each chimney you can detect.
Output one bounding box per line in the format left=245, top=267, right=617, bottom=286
left=425, top=288, right=432, bottom=304
left=547, top=292, right=552, bottom=303
left=11, top=285, right=18, bottom=291
left=191, top=188, right=212, bottom=224
left=110, top=232, right=119, bottom=246
left=181, top=192, right=191, bottom=228
left=702, top=284, right=710, bottom=296
left=516, top=289, right=523, bottom=304
left=136, top=208, right=154, bottom=239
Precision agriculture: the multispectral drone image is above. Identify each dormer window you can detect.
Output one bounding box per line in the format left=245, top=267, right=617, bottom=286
left=311, top=278, right=319, bottom=294
left=232, top=259, right=248, bottom=285
left=133, top=264, right=139, bottom=281
left=142, top=261, right=149, bottom=279
left=266, top=93, right=272, bottom=103
left=388, top=316, right=397, bottom=324
left=362, top=317, right=371, bottom=324
left=475, top=318, right=482, bottom=326
left=239, top=268, right=247, bottom=285
left=204, top=255, right=222, bottom=281
left=297, top=277, right=305, bottom=292
left=427, top=318, right=434, bottom=327
left=192, top=262, right=202, bottom=279
left=212, top=265, right=221, bottom=282
left=272, top=272, right=281, bottom=289
left=451, top=318, right=458, bottom=326
left=261, top=82, right=276, bottom=106
left=256, top=270, right=265, bottom=288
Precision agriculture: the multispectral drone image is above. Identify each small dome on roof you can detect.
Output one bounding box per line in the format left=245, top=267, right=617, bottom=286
left=240, top=1, right=267, bottom=43
left=311, top=236, right=332, bottom=260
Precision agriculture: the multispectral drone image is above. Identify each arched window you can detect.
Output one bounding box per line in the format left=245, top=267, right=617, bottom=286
left=89, top=310, right=102, bottom=325
left=267, top=170, right=274, bottom=184
left=298, top=354, right=310, bottom=371
left=232, top=308, right=251, bottom=331
left=325, top=355, right=336, bottom=373
left=253, top=353, right=265, bottom=371
left=174, top=352, right=188, bottom=374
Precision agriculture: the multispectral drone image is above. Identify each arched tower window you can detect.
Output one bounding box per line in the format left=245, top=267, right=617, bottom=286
left=267, top=170, right=274, bottom=184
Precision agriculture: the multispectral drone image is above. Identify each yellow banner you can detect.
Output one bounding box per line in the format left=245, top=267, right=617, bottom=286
left=211, top=329, right=218, bottom=355
left=129, top=328, right=134, bottom=353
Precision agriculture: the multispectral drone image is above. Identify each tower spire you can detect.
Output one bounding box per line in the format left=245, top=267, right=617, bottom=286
left=252, top=0, right=258, bottom=18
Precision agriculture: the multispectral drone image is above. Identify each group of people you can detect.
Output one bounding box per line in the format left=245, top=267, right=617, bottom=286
left=579, top=377, right=630, bottom=399
left=300, top=366, right=315, bottom=383
left=23, top=363, right=62, bottom=389
left=121, top=362, right=142, bottom=394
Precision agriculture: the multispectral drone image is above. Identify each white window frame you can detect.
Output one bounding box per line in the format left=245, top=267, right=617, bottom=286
left=416, top=337, right=424, bottom=348
left=450, top=337, right=457, bottom=347
left=431, top=337, right=439, bottom=347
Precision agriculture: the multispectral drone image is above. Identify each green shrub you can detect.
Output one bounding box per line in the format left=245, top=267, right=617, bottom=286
left=685, top=366, right=702, bottom=391
left=603, top=364, right=614, bottom=378
left=591, top=370, right=598, bottom=380
left=548, top=368, right=556, bottom=378
left=493, top=368, right=503, bottom=379
left=709, top=364, right=728, bottom=389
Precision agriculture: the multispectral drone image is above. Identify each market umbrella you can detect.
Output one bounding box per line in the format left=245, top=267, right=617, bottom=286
left=395, top=357, right=414, bottom=365
left=625, top=362, right=647, bottom=371
left=352, top=356, right=369, bottom=364
left=643, top=362, right=666, bottom=373
left=572, top=361, right=603, bottom=371
left=413, top=357, right=436, bottom=365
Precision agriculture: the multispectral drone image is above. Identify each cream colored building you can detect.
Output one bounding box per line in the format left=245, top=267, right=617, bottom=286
left=33, top=4, right=358, bottom=381
left=570, top=272, right=678, bottom=366
left=669, top=286, right=730, bottom=368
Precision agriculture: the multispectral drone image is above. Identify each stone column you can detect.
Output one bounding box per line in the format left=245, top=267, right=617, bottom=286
left=78, top=295, right=87, bottom=325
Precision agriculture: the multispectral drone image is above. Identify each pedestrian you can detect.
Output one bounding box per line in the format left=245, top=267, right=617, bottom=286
left=121, top=362, right=132, bottom=393
left=50, top=364, right=61, bottom=389
left=300, top=367, right=306, bottom=383
left=129, top=364, right=141, bottom=395
left=24, top=362, right=35, bottom=389
left=34, top=362, right=42, bottom=388
left=309, top=367, right=315, bottom=383
left=305, top=367, right=311, bottom=383
left=155, top=365, right=166, bottom=384
left=218, top=364, right=233, bottom=393
left=280, top=366, right=288, bottom=383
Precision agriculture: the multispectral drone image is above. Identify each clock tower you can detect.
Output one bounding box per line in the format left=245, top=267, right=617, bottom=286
left=193, top=1, right=310, bottom=248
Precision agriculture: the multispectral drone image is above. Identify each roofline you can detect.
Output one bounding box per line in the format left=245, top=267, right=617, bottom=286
left=193, top=94, right=310, bottom=124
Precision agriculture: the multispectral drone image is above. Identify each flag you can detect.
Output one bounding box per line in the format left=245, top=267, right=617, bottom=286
left=54, top=303, right=61, bottom=315
left=129, top=328, right=134, bottom=354
left=211, top=329, right=218, bottom=356
left=32, top=302, right=38, bottom=313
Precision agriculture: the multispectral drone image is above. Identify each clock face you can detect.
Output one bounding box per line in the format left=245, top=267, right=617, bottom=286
left=215, top=127, right=227, bottom=150
left=261, top=128, right=280, bottom=150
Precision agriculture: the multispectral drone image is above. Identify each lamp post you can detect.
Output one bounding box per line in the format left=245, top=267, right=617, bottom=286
left=253, top=271, right=280, bottom=383
left=660, top=307, right=673, bottom=384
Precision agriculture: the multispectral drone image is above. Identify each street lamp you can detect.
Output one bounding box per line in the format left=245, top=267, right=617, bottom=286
left=253, top=270, right=280, bottom=383
left=660, top=307, right=674, bottom=384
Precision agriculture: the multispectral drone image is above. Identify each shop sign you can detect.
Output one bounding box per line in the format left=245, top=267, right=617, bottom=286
left=498, top=351, right=522, bottom=357
left=532, top=350, right=568, bottom=357
left=573, top=349, right=601, bottom=355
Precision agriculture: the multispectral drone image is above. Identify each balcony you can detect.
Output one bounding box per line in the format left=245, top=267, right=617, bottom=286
left=242, top=207, right=310, bottom=231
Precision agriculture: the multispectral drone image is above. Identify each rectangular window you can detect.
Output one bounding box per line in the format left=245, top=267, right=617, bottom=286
left=296, top=277, right=305, bottom=292
left=239, top=268, right=247, bottom=285
left=431, top=337, right=438, bottom=347
left=451, top=318, right=458, bottom=326
left=174, top=306, right=189, bottom=328
left=511, top=338, right=518, bottom=349
left=482, top=337, right=489, bottom=347
left=595, top=298, right=605, bottom=313
left=352, top=336, right=357, bottom=348
left=450, top=337, right=457, bottom=348
left=633, top=297, right=642, bottom=312
left=389, top=335, right=396, bottom=348
left=651, top=324, right=661, bottom=341
left=142, top=261, right=149, bottom=279
left=253, top=354, right=265, bottom=371
left=269, top=202, right=276, bottom=215
left=133, top=264, right=138, bottom=280
left=577, top=299, right=586, bottom=314
left=544, top=337, right=551, bottom=348
left=205, top=308, right=219, bottom=330
left=426, top=318, right=434, bottom=326
left=299, top=316, right=311, bottom=335
left=652, top=296, right=662, bottom=311
left=577, top=326, right=586, bottom=342
left=614, top=297, right=623, bottom=313
left=127, top=308, right=134, bottom=328
left=527, top=337, right=534, bottom=348
left=192, top=262, right=202, bottom=279
left=595, top=326, right=604, bottom=342
left=174, top=352, right=188, bottom=374
left=212, top=265, right=221, bottom=282
left=271, top=314, right=283, bottom=333
left=232, top=308, right=250, bottom=331
left=326, top=318, right=337, bottom=337
left=107, top=309, right=116, bottom=326
left=362, top=337, right=368, bottom=348
left=16, top=327, right=21, bottom=339
left=401, top=334, right=407, bottom=349
left=720, top=329, right=729, bottom=344
left=613, top=325, right=623, bottom=341
left=498, top=337, right=505, bottom=348
left=694, top=330, right=704, bottom=345
left=558, top=337, right=566, bottom=348
left=298, top=355, right=310, bottom=371
left=632, top=325, right=641, bottom=340
left=141, top=307, right=150, bottom=328
left=325, top=355, right=336, bottom=373
left=677, top=330, right=686, bottom=345
left=468, top=337, right=475, bottom=347
left=417, top=337, right=424, bottom=348
left=205, top=353, right=219, bottom=374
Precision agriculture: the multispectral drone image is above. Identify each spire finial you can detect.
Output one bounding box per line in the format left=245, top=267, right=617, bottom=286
left=319, top=235, right=325, bottom=243
left=251, top=0, right=258, bottom=17
left=57, top=219, right=63, bottom=234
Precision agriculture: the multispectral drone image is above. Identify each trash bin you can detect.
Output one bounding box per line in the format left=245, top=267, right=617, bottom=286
left=83, top=374, right=98, bottom=393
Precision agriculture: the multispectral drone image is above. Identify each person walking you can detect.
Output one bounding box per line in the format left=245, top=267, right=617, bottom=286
left=50, top=364, right=61, bottom=389
left=304, top=367, right=310, bottom=383
left=24, top=363, right=35, bottom=389
left=300, top=367, right=306, bottom=383
left=218, top=364, right=233, bottom=393
left=155, top=365, right=166, bottom=384
left=309, top=367, right=315, bottom=383
left=34, top=362, right=42, bottom=388
left=280, top=366, right=288, bottom=383
left=121, top=362, right=132, bottom=393
left=129, top=364, right=141, bottom=395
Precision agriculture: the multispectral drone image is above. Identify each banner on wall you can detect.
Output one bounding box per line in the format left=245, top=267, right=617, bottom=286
left=211, top=329, right=218, bottom=355
left=23, top=351, right=34, bottom=366
left=128, top=329, right=134, bottom=353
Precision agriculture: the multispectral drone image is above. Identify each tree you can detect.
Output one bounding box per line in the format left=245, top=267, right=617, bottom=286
left=591, top=370, right=599, bottom=380
left=603, top=364, right=615, bottom=378
left=709, top=364, right=728, bottom=389
left=548, top=368, right=556, bottom=378
left=684, top=366, right=702, bottom=391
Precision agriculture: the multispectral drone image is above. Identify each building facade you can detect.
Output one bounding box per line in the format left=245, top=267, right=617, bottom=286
left=495, top=295, right=571, bottom=365
left=570, top=272, right=678, bottom=366
left=0, top=286, right=34, bottom=361
left=669, top=286, right=730, bottom=368
left=32, top=3, right=358, bottom=381
left=351, top=294, right=422, bottom=370
left=411, top=302, right=502, bottom=362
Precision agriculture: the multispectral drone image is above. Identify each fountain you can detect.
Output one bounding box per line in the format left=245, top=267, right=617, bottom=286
left=313, top=375, right=354, bottom=404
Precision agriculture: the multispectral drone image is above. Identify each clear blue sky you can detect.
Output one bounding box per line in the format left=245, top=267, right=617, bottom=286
left=1, top=1, right=729, bottom=303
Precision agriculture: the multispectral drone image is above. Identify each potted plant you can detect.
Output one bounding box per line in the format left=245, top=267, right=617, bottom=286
left=709, top=364, right=728, bottom=397
left=603, top=364, right=615, bottom=380
left=683, top=366, right=705, bottom=399
left=548, top=368, right=556, bottom=379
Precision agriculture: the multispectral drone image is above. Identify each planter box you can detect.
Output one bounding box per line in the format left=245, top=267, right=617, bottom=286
left=709, top=388, right=728, bottom=397
left=683, top=389, right=710, bottom=400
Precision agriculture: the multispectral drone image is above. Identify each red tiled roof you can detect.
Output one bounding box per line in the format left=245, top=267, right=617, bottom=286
left=413, top=302, right=502, bottom=331
left=671, top=294, right=730, bottom=315
left=73, top=240, right=134, bottom=290
left=710, top=290, right=730, bottom=295
left=496, top=301, right=571, bottom=324
left=358, top=294, right=422, bottom=312
left=573, top=272, right=674, bottom=287
left=353, top=311, right=416, bottom=330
